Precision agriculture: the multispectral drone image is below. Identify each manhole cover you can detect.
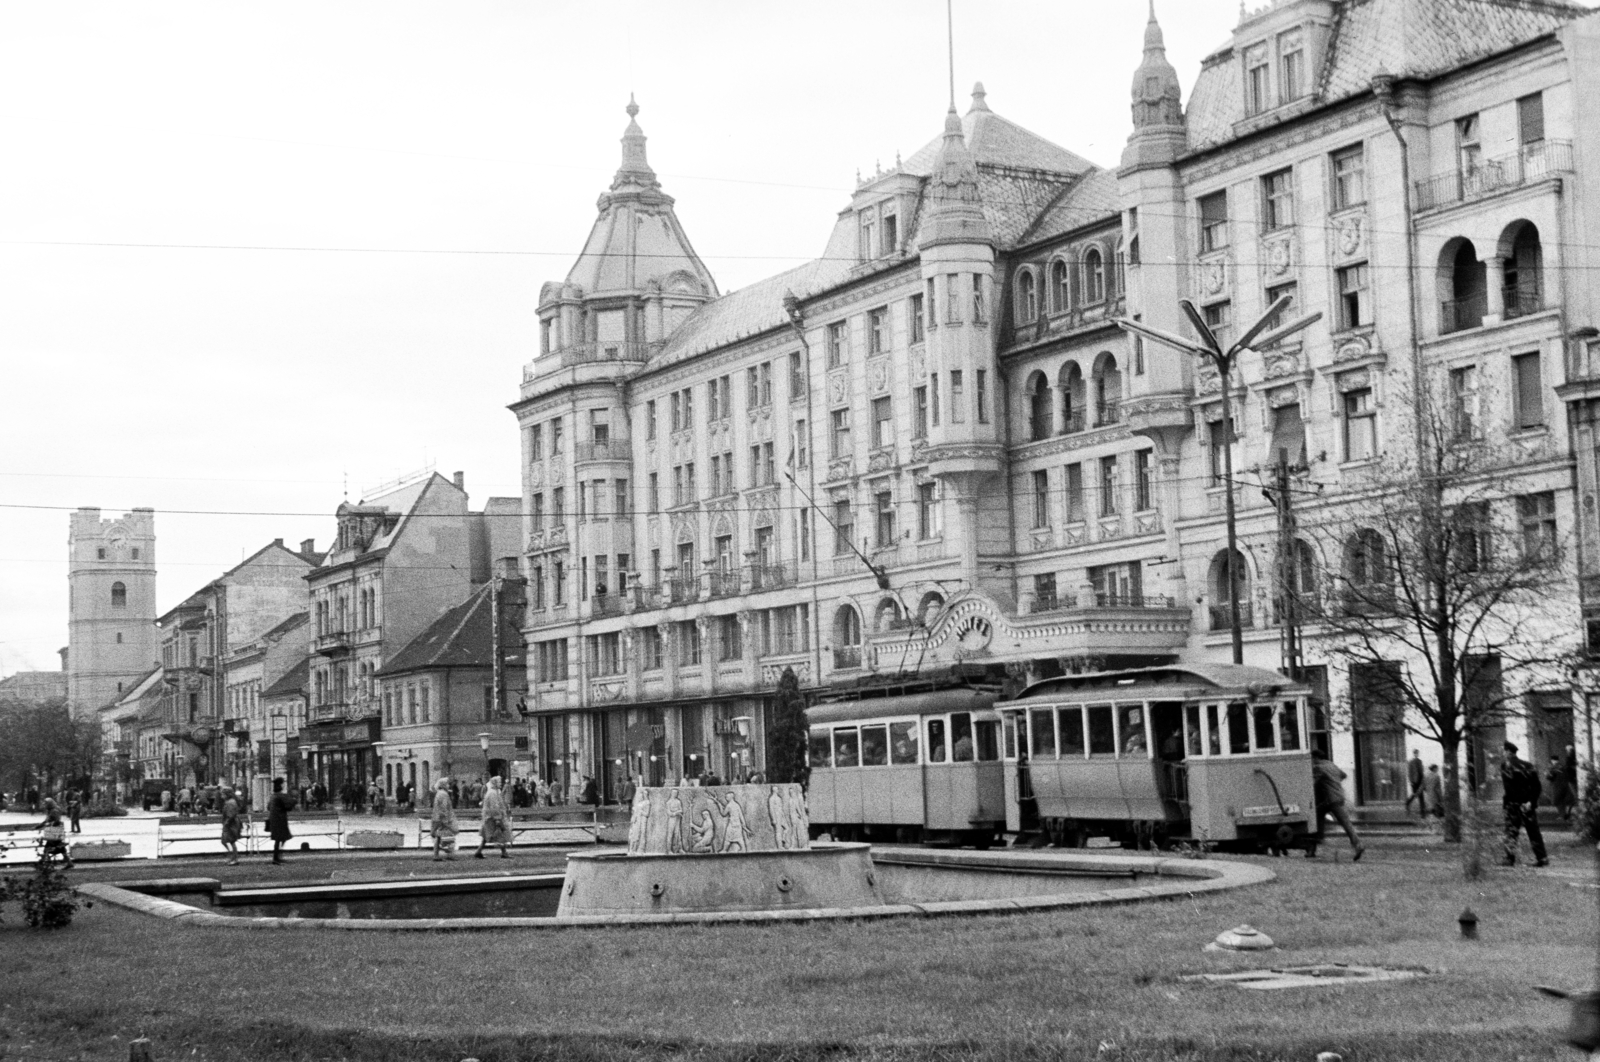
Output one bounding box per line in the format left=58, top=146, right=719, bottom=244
left=1180, top=964, right=1426, bottom=990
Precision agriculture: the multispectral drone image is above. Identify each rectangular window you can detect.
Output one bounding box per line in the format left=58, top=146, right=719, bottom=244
left=761, top=442, right=775, bottom=485
left=832, top=499, right=854, bottom=556
left=1279, top=30, right=1303, bottom=103
left=789, top=351, right=806, bottom=398
left=1098, top=455, right=1119, bottom=517
left=826, top=321, right=848, bottom=368
left=1513, top=352, right=1544, bottom=429
left=745, top=367, right=759, bottom=411
left=1519, top=92, right=1546, bottom=148
left=868, top=306, right=888, bottom=354
left=909, top=293, right=925, bottom=344
left=1264, top=281, right=1296, bottom=332
left=950, top=370, right=965, bottom=424
left=579, top=556, right=588, bottom=601
left=1203, top=300, right=1231, bottom=352
left=1031, top=469, right=1050, bottom=528
left=551, top=418, right=564, bottom=454
left=799, top=507, right=812, bottom=561
left=671, top=391, right=682, bottom=431
left=717, top=614, right=742, bottom=661
left=972, top=274, right=987, bottom=324
left=1208, top=417, right=1238, bottom=486
left=1031, top=707, right=1057, bottom=758
left=1134, top=449, right=1153, bottom=511
left=1033, top=572, right=1058, bottom=611
left=531, top=563, right=545, bottom=609
left=881, top=211, right=898, bottom=255
left=859, top=211, right=875, bottom=261
left=1337, top=263, right=1369, bottom=330
left=614, top=479, right=628, bottom=516
left=1519, top=492, right=1557, bottom=561
left=871, top=396, right=893, bottom=449
left=760, top=363, right=772, bottom=407
left=1087, top=704, right=1116, bottom=755
left=711, top=376, right=724, bottom=420
left=673, top=466, right=685, bottom=506
left=916, top=481, right=938, bottom=539
left=1199, top=191, right=1228, bottom=252
left=976, top=369, right=989, bottom=424
left=647, top=473, right=659, bottom=513
left=945, top=274, right=962, bottom=324
left=1246, top=43, right=1269, bottom=115
left=874, top=490, right=895, bottom=547
left=642, top=626, right=663, bottom=671
left=930, top=373, right=940, bottom=428
left=1450, top=365, right=1481, bottom=441
left=1227, top=702, right=1251, bottom=755
left=1262, top=169, right=1294, bottom=230
left=679, top=620, right=702, bottom=666
left=1332, top=145, right=1365, bottom=210
left=926, top=278, right=937, bottom=330
left=793, top=419, right=809, bottom=469
left=711, top=455, right=725, bottom=496
left=682, top=387, right=694, bottom=428
left=532, top=492, right=545, bottom=528
left=686, top=461, right=696, bottom=499
left=1058, top=707, right=1085, bottom=756
left=1458, top=113, right=1482, bottom=177
left=530, top=424, right=543, bottom=461
left=1343, top=388, right=1375, bottom=461
left=589, top=408, right=609, bottom=445
left=830, top=409, right=852, bottom=459
left=1065, top=462, right=1084, bottom=522
left=913, top=386, right=928, bottom=439
left=747, top=447, right=759, bottom=489
left=1270, top=404, right=1307, bottom=469
left=645, top=401, right=656, bottom=441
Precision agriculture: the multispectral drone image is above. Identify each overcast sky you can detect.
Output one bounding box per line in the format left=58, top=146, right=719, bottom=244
left=0, top=0, right=1334, bottom=674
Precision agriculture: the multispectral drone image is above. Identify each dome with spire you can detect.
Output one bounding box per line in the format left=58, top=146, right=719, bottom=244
left=1131, top=2, right=1184, bottom=130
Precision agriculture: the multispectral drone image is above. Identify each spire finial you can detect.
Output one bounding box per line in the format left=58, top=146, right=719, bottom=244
left=970, top=81, right=989, bottom=111
left=626, top=94, right=639, bottom=120
left=946, top=0, right=955, bottom=109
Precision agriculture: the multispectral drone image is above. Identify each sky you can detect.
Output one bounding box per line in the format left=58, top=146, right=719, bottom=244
left=0, top=0, right=1323, bottom=675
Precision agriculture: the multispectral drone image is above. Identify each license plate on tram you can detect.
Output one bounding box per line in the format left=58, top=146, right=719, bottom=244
left=1241, top=804, right=1300, bottom=818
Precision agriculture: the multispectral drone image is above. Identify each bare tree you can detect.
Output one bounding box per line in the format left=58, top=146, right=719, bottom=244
left=1296, top=399, right=1577, bottom=852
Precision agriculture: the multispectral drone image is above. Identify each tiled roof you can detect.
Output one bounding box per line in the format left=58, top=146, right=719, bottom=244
left=1019, top=169, right=1122, bottom=246
left=262, top=656, right=310, bottom=699
left=1186, top=0, right=1589, bottom=153
left=978, top=169, right=1081, bottom=248
left=649, top=258, right=853, bottom=369
left=260, top=611, right=309, bottom=641
left=902, top=103, right=1095, bottom=178
left=376, top=585, right=493, bottom=677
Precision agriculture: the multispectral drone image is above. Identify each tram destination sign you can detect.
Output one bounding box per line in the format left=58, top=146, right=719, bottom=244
left=1240, top=804, right=1302, bottom=818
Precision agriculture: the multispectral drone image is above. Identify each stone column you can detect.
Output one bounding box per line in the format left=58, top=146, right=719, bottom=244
left=1484, top=255, right=1507, bottom=323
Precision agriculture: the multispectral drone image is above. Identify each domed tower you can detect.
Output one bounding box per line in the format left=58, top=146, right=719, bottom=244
left=1119, top=2, right=1194, bottom=604
left=918, top=102, right=1004, bottom=597
left=67, top=507, right=158, bottom=715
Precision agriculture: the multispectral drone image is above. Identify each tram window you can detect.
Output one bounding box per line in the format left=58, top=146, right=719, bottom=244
left=834, top=727, right=861, bottom=767
left=1226, top=702, right=1250, bottom=755
left=890, top=720, right=919, bottom=764
left=1003, top=717, right=1017, bottom=759
left=1031, top=708, right=1057, bottom=758
left=951, top=712, right=975, bottom=761
left=927, top=717, right=948, bottom=762
left=974, top=720, right=1000, bottom=761
left=1184, top=704, right=1203, bottom=756
left=1121, top=706, right=1147, bottom=755
left=1278, top=701, right=1302, bottom=751
left=809, top=728, right=833, bottom=769
left=1252, top=704, right=1276, bottom=751
left=1087, top=704, right=1116, bottom=755
left=1059, top=707, right=1085, bottom=756
left=860, top=724, right=889, bottom=766
left=1205, top=704, right=1222, bottom=755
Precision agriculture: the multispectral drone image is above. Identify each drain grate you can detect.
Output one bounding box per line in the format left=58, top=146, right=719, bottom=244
left=1180, top=963, right=1427, bottom=990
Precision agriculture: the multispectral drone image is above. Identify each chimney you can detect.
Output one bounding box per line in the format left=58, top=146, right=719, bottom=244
left=300, top=538, right=316, bottom=556
left=274, top=538, right=284, bottom=548
left=453, top=471, right=465, bottom=491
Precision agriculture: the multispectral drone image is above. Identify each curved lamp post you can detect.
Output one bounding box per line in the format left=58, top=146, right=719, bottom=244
left=1114, top=296, right=1321, bottom=664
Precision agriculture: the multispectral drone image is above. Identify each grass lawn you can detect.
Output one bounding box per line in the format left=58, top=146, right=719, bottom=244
left=0, top=834, right=1594, bottom=1062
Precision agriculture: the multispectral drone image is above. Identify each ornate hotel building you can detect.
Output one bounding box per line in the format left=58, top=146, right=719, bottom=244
left=515, top=0, right=1600, bottom=808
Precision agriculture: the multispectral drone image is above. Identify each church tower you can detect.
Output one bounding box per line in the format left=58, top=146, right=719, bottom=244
left=67, top=507, right=158, bottom=714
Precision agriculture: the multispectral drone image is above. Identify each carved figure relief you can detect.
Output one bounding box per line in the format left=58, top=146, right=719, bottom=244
left=1264, top=351, right=1299, bottom=379
left=1336, top=215, right=1363, bottom=257
left=719, top=793, right=748, bottom=852
left=1334, top=335, right=1371, bottom=362
left=529, top=465, right=544, bottom=488
left=1203, top=261, right=1226, bottom=296
left=828, top=370, right=849, bottom=405
left=910, top=351, right=926, bottom=379
left=868, top=358, right=889, bottom=394
left=690, top=805, right=717, bottom=853
left=665, top=789, right=686, bottom=854
left=1267, top=239, right=1292, bottom=276
left=768, top=790, right=792, bottom=850
left=867, top=449, right=895, bottom=472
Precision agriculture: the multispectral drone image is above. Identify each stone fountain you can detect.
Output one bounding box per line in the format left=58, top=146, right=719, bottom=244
left=556, top=783, right=884, bottom=917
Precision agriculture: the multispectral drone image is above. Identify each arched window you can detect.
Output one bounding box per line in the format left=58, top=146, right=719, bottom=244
left=1050, top=260, right=1070, bottom=313
left=111, top=581, right=127, bottom=608
left=1208, top=549, right=1251, bottom=631
left=1092, top=353, right=1122, bottom=426
left=874, top=598, right=903, bottom=632
left=1083, top=248, right=1106, bottom=303
left=1342, top=529, right=1392, bottom=614
left=1026, top=371, right=1051, bottom=441
left=1017, top=270, right=1038, bottom=323
left=916, top=591, right=945, bottom=626
left=1277, top=539, right=1320, bottom=621
left=1502, top=221, right=1543, bottom=319
left=1439, top=237, right=1486, bottom=333
left=1059, top=362, right=1085, bottom=433
left=832, top=605, right=863, bottom=670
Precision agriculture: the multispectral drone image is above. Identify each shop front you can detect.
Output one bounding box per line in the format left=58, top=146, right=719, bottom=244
left=297, top=717, right=380, bottom=808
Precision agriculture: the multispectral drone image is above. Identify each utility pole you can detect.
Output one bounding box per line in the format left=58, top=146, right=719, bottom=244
left=1270, top=448, right=1302, bottom=681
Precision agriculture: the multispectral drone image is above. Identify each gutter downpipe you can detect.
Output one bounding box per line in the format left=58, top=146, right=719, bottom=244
left=783, top=292, right=826, bottom=703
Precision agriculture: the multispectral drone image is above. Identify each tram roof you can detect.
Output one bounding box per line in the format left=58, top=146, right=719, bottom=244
left=998, top=664, right=1308, bottom=706
left=806, top=687, right=998, bottom=726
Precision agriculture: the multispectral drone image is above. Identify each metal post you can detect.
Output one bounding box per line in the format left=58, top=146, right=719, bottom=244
left=1217, top=351, right=1244, bottom=665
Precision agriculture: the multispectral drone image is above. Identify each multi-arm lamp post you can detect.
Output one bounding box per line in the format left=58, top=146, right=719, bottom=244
left=1114, top=296, right=1321, bottom=665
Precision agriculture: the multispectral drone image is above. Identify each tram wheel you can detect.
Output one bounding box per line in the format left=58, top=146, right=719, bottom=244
left=972, top=830, right=993, bottom=851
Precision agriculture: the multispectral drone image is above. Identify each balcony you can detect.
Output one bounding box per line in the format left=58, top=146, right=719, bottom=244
left=1413, top=140, right=1574, bottom=212
left=313, top=630, right=352, bottom=656
left=832, top=646, right=863, bottom=670
left=1207, top=602, right=1255, bottom=632
left=664, top=576, right=696, bottom=605
left=748, top=561, right=796, bottom=592
left=1094, top=593, right=1175, bottom=609
left=1502, top=278, right=1544, bottom=321
left=590, top=593, right=624, bottom=618
left=706, top=569, right=741, bottom=599
left=1094, top=400, right=1123, bottom=427
left=575, top=437, right=631, bottom=463
left=1059, top=411, right=1086, bottom=435
left=1440, top=291, right=1486, bottom=335
left=522, top=341, right=657, bottom=382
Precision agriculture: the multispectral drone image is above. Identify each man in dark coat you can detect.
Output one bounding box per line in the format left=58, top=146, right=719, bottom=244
left=1500, top=742, right=1548, bottom=867
left=267, top=777, right=295, bottom=865
left=1403, top=750, right=1425, bottom=817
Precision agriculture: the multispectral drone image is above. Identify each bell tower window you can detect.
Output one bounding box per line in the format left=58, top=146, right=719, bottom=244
left=111, top=582, right=127, bottom=608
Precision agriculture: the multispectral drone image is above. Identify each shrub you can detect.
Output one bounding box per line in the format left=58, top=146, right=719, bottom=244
left=1, top=859, right=88, bottom=928
left=1578, top=767, right=1600, bottom=845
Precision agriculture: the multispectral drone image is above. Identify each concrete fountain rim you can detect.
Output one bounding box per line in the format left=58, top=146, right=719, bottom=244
left=78, top=848, right=1274, bottom=931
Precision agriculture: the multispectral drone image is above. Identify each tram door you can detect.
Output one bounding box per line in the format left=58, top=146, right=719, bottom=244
left=1003, top=714, right=1037, bottom=833
left=1150, top=701, right=1187, bottom=815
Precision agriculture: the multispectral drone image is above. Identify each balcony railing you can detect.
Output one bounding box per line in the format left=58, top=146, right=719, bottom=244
left=1208, top=602, right=1255, bottom=632
left=664, top=576, right=696, bottom=605
left=1440, top=290, right=1486, bottom=335
left=574, top=437, right=631, bottom=463
left=313, top=630, right=352, bottom=656
left=832, top=646, right=863, bottom=670
left=523, top=341, right=658, bottom=381
left=1095, top=593, right=1175, bottom=609
left=1095, top=400, right=1123, bottom=427
left=1059, top=411, right=1086, bottom=435
left=1413, top=140, right=1574, bottom=212
left=1503, top=278, right=1544, bottom=320
left=590, top=593, right=624, bottom=618
left=748, top=562, right=796, bottom=592
left=706, top=569, right=741, bottom=599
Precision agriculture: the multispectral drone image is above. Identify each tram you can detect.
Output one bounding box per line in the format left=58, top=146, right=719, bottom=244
left=998, top=664, right=1319, bottom=854
left=805, top=687, right=1006, bottom=847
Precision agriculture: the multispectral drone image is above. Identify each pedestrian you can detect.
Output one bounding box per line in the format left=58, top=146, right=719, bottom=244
left=1422, top=764, right=1445, bottom=822
left=35, top=798, right=74, bottom=869
left=1311, top=750, right=1364, bottom=861
left=1500, top=742, right=1548, bottom=867
left=536, top=778, right=550, bottom=807
left=177, top=785, right=193, bottom=819
left=1547, top=754, right=1576, bottom=821
left=26, top=783, right=40, bottom=813
left=1403, top=750, right=1425, bottom=818
left=220, top=787, right=243, bottom=866
left=431, top=779, right=458, bottom=861
left=476, top=776, right=513, bottom=859
left=67, top=789, right=82, bottom=834
left=619, top=774, right=637, bottom=807
left=580, top=774, right=600, bottom=806
left=266, top=777, right=295, bottom=865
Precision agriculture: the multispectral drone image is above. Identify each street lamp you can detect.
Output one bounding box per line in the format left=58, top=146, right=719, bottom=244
left=477, top=732, right=492, bottom=780
left=1115, top=296, right=1321, bottom=665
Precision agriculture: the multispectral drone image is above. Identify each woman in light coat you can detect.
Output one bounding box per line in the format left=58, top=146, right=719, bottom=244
left=431, top=779, right=458, bottom=861
left=475, top=776, right=513, bottom=859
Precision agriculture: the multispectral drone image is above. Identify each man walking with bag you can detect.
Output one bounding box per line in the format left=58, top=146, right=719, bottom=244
left=1499, top=742, right=1548, bottom=867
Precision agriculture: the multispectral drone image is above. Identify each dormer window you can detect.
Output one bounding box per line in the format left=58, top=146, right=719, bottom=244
left=540, top=318, right=553, bottom=355
left=1279, top=30, right=1304, bottom=104
left=859, top=212, right=876, bottom=261
left=1017, top=270, right=1038, bottom=323
left=1245, top=43, right=1270, bottom=116
left=881, top=211, right=898, bottom=255
left=859, top=202, right=899, bottom=261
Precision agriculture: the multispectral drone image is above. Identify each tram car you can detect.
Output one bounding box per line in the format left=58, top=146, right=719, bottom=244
left=997, top=664, right=1319, bottom=854
left=805, top=687, right=1007, bottom=847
